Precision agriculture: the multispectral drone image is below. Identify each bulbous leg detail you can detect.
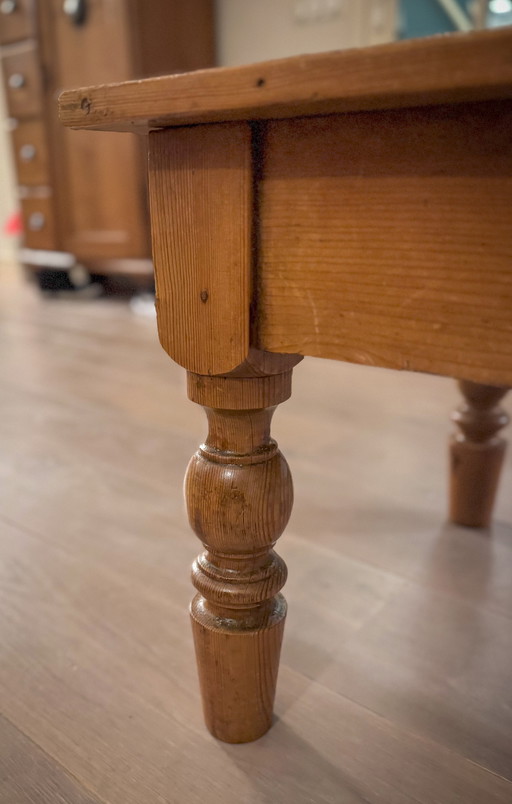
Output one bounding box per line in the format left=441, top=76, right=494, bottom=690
left=185, top=370, right=294, bottom=742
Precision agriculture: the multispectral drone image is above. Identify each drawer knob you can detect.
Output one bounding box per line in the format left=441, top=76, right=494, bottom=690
left=63, top=0, right=87, bottom=25
left=8, top=72, right=25, bottom=90
left=0, top=0, right=17, bottom=14
left=20, top=143, right=37, bottom=161
left=28, top=212, right=46, bottom=231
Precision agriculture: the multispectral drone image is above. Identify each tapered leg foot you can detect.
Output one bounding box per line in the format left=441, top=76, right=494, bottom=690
left=185, top=370, right=294, bottom=742
left=449, top=380, right=509, bottom=528
left=190, top=596, right=286, bottom=742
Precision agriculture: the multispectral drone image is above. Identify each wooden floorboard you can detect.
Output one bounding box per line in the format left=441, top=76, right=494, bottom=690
left=0, top=713, right=103, bottom=804
left=0, top=263, right=511, bottom=803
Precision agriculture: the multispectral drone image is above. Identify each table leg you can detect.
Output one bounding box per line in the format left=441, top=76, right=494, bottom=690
left=449, top=380, right=509, bottom=527
left=185, top=369, right=294, bottom=742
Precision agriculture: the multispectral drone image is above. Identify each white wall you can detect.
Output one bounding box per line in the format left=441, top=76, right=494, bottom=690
left=216, top=0, right=397, bottom=66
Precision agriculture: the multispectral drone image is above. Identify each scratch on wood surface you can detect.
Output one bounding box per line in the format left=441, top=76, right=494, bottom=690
left=306, top=290, right=320, bottom=335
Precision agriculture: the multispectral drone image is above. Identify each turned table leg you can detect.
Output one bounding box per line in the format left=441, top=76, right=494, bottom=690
left=449, top=380, right=509, bottom=528
left=184, top=370, right=294, bottom=743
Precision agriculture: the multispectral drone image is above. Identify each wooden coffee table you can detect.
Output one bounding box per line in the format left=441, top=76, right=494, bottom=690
left=59, top=27, right=512, bottom=744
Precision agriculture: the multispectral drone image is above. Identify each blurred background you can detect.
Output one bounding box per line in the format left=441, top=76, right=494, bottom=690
left=0, top=0, right=510, bottom=291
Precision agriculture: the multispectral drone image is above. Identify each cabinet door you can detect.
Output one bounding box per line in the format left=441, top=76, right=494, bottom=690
left=20, top=195, right=56, bottom=250
left=12, top=119, right=51, bottom=185
left=45, top=0, right=148, bottom=260
left=2, top=42, right=43, bottom=118
left=0, top=0, right=35, bottom=45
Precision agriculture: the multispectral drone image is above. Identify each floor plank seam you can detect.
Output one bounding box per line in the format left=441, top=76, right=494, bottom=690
left=0, top=711, right=111, bottom=804
left=277, top=667, right=512, bottom=786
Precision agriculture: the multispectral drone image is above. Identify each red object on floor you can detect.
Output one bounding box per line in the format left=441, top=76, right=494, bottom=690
left=3, top=211, right=23, bottom=235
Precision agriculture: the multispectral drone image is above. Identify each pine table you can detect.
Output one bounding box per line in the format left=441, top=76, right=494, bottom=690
left=59, top=27, right=512, bottom=744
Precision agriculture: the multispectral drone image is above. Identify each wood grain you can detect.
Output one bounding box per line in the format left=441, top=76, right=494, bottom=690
left=58, top=27, right=512, bottom=133
left=130, top=0, right=215, bottom=78
left=0, top=264, right=511, bottom=800
left=186, top=370, right=293, bottom=742
left=0, top=714, right=102, bottom=804
left=148, top=123, right=252, bottom=375
left=450, top=381, right=509, bottom=527
left=257, top=101, right=512, bottom=384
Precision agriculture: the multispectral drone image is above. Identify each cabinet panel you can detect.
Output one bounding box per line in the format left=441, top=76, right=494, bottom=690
left=11, top=118, right=50, bottom=184
left=21, top=195, right=56, bottom=249
left=1, top=0, right=215, bottom=271
left=58, top=128, right=148, bottom=259
left=130, top=0, right=215, bottom=76
left=48, top=0, right=133, bottom=86
left=2, top=41, right=42, bottom=117
left=47, top=0, right=148, bottom=259
left=0, top=0, right=35, bottom=45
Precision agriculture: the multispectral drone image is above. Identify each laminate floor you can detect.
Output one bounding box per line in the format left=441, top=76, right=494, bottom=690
left=0, top=263, right=511, bottom=803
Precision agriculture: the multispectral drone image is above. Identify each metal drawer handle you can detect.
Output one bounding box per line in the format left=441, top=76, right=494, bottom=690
left=8, top=72, right=25, bottom=90
left=0, top=0, right=18, bottom=15
left=20, top=144, right=37, bottom=161
left=28, top=212, right=46, bottom=231
left=63, top=0, right=87, bottom=25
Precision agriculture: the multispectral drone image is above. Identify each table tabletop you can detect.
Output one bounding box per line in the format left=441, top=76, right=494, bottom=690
left=59, top=28, right=512, bottom=385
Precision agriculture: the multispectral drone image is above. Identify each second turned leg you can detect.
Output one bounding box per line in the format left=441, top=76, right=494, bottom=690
left=450, top=380, right=509, bottom=528
left=185, top=370, right=294, bottom=743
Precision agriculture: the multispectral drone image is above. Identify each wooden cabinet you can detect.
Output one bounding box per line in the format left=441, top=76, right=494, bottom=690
left=1, top=0, right=215, bottom=278
left=0, top=0, right=35, bottom=44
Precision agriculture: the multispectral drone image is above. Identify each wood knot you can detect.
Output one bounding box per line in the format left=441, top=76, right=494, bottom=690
left=80, top=97, right=91, bottom=114
left=200, top=290, right=209, bottom=303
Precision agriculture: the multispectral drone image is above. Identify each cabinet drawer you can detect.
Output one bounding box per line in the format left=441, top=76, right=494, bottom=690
left=11, top=119, right=50, bottom=184
left=21, top=196, right=56, bottom=250
left=2, top=41, right=42, bottom=117
left=0, top=0, right=35, bottom=44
